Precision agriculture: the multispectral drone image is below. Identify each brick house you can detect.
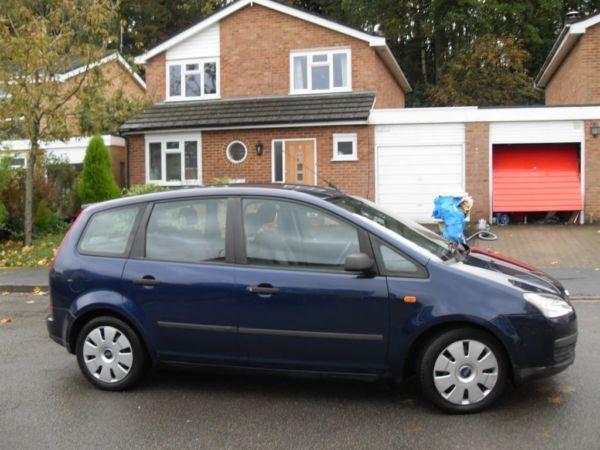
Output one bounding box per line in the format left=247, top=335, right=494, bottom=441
left=122, top=3, right=600, bottom=224
left=120, top=0, right=410, bottom=199
left=534, top=11, right=600, bottom=105
left=2, top=52, right=146, bottom=187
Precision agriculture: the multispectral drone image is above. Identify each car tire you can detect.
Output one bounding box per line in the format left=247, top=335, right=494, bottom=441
left=76, top=316, right=147, bottom=391
left=418, top=327, right=507, bottom=413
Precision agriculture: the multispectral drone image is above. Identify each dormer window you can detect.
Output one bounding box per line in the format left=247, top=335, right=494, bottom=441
left=290, top=48, right=351, bottom=94
left=167, top=59, right=219, bottom=100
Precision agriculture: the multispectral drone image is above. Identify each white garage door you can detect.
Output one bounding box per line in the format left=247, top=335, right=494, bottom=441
left=375, top=124, right=465, bottom=222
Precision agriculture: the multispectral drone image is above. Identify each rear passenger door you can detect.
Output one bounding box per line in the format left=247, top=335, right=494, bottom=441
left=122, top=197, right=238, bottom=364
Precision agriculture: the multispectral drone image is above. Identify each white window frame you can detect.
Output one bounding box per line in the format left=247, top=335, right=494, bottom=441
left=145, top=133, right=202, bottom=186
left=225, top=140, right=248, bottom=164
left=166, top=58, right=220, bottom=101
left=289, top=48, right=351, bottom=94
left=332, top=133, right=358, bottom=161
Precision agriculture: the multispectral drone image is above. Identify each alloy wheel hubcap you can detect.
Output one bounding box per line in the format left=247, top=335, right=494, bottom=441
left=433, top=339, right=498, bottom=405
left=83, top=326, right=133, bottom=383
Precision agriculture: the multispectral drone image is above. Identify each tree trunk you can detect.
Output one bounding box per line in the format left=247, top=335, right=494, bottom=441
left=23, top=141, right=38, bottom=247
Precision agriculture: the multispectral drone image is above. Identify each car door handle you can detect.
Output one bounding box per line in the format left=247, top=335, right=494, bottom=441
left=247, top=285, right=279, bottom=295
left=133, top=276, right=160, bottom=287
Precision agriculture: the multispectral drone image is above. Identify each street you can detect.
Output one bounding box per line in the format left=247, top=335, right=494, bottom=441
left=1, top=293, right=599, bottom=449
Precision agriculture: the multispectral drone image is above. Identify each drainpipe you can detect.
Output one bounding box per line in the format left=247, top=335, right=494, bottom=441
left=119, top=132, right=131, bottom=189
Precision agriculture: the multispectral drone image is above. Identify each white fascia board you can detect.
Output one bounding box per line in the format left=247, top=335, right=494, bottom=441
left=1, top=134, right=125, bottom=152
left=122, top=120, right=368, bottom=135
left=57, top=52, right=146, bottom=90
left=134, top=0, right=385, bottom=64
left=369, top=105, right=600, bottom=125
left=535, top=13, right=600, bottom=89
left=535, top=32, right=583, bottom=88
left=570, top=13, right=600, bottom=32
left=374, top=46, right=411, bottom=92
left=56, top=53, right=119, bottom=82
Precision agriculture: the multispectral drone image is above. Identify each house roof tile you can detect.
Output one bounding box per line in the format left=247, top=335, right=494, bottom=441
left=119, top=91, right=375, bottom=133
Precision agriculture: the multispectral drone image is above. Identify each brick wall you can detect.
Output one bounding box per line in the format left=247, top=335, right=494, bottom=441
left=585, top=121, right=600, bottom=222
left=145, top=4, right=405, bottom=107
left=128, top=134, right=146, bottom=186
left=465, top=122, right=490, bottom=222
left=127, top=125, right=375, bottom=199
left=546, top=24, right=600, bottom=105
left=108, top=145, right=127, bottom=188
left=145, top=52, right=166, bottom=103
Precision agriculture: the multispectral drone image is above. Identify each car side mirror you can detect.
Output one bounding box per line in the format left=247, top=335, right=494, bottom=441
left=344, top=252, right=375, bottom=273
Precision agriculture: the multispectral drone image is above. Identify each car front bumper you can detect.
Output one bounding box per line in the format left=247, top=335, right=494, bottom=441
left=514, top=331, right=577, bottom=383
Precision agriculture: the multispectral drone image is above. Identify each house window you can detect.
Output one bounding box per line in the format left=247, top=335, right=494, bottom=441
left=226, top=141, right=247, bottom=164
left=290, top=48, right=351, bottom=94
left=9, top=157, right=26, bottom=169
left=167, top=59, right=219, bottom=100
left=147, top=137, right=201, bottom=185
left=332, top=133, right=357, bottom=161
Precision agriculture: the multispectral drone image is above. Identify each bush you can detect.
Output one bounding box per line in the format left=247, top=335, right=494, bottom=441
left=0, top=202, right=6, bottom=231
left=77, top=135, right=121, bottom=204
left=123, top=183, right=166, bottom=197
left=45, top=155, right=81, bottom=219
left=33, top=201, right=52, bottom=233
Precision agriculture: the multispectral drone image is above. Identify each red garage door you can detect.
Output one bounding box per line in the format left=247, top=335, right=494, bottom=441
left=492, top=144, right=582, bottom=212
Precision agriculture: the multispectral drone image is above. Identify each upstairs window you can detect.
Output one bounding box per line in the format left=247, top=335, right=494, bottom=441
left=167, top=59, right=219, bottom=100
left=290, top=49, right=351, bottom=94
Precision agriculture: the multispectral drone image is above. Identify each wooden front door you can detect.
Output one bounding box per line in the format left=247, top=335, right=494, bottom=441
left=285, top=140, right=315, bottom=185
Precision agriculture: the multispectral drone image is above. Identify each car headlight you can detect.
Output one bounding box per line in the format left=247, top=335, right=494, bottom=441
left=523, top=293, right=573, bottom=318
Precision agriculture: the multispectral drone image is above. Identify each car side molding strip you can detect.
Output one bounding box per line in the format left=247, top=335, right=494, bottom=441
left=157, top=321, right=237, bottom=333
left=157, top=321, right=383, bottom=341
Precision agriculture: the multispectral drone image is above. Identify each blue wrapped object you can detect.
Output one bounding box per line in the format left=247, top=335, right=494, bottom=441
left=432, top=196, right=466, bottom=243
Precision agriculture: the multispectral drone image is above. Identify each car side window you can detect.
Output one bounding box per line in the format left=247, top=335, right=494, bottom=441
left=145, top=198, right=227, bottom=263
left=78, top=206, right=140, bottom=256
left=377, top=242, right=423, bottom=276
left=242, top=198, right=360, bottom=270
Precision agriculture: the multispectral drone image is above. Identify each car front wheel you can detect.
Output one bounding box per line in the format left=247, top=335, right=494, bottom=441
left=418, top=328, right=507, bottom=413
left=76, top=316, right=147, bottom=390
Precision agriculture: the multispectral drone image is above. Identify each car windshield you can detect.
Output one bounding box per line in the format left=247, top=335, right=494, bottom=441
left=327, top=195, right=450, bottom=260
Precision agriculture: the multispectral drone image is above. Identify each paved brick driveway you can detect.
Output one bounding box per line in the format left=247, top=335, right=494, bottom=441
left=471, top=225, right=600, bottom=269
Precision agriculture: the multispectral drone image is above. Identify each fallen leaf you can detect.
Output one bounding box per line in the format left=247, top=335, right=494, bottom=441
left=557, top=385, right=575, bottom=394
left=0, top=316, right=13, bottom=324
left=404, top=424, right=422, bottom=433
left=26, top=300, right=35, bottom=304
left=33, top=287, right=46, bottom=296
left=536, top=386, right=553, bottom=394
left=550, top=261, right=559, bottom=265
left=547, top=396, right=564, bottom=404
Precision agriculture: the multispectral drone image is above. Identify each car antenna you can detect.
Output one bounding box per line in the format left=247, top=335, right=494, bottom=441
left=302, top=163, right=339, bottom=190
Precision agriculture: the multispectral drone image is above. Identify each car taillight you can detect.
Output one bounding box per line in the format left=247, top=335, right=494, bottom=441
left=48, top=304, right=54, bottom=319
left=51, top=209, right=85, bottom=269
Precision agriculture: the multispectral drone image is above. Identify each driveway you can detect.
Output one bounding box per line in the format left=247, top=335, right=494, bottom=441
left=471, top=225, right=600, bottom=297
left=1, top=293, right=598, bottom=449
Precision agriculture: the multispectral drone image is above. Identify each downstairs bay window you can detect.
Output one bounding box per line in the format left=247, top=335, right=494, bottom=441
left=147, top=136, right=201, bottom=185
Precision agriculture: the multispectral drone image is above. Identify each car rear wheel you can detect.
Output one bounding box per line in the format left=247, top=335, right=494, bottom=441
left=76, top=316, right=147, bottom=390
left=418, top=328, right=507, bottom=413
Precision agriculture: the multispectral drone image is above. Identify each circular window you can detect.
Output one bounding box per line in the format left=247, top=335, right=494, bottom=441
left=226, top=141, right=247, bottom=163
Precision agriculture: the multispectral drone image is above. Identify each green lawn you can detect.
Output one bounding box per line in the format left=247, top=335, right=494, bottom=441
left=0, top=233, right=65, bottom=267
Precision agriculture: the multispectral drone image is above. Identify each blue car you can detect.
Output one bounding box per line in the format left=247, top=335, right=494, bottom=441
left=47, top=185, right=577, bottom=413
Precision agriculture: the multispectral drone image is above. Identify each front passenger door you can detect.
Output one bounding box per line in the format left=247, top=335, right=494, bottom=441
left=235, top=198, right=390, bottom=372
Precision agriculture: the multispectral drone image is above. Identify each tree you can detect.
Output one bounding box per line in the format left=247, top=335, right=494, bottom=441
left=0, top=0, right=120, bottom=246
left=78, top=135, right=121, bottom=204
left=426, top=34, right=541, bottom=106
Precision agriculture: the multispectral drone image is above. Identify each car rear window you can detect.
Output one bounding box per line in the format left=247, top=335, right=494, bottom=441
left=78, top=205, right=141, bottom=257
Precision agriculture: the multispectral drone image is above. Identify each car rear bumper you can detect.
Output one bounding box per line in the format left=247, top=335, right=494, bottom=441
left=514, top=331, right=577, bottom=384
